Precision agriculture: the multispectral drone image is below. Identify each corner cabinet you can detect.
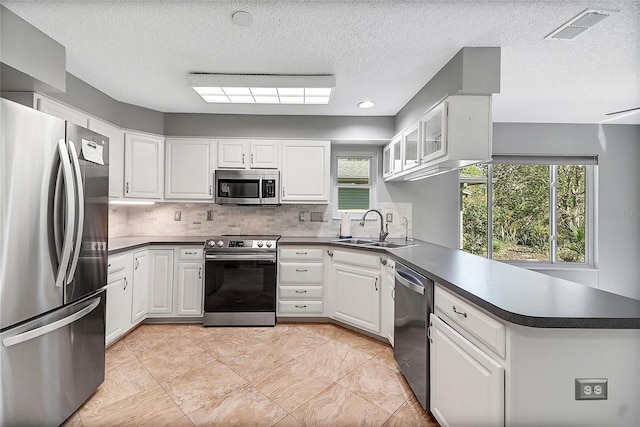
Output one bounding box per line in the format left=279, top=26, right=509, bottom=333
left=124, top=132, right=164, bottom=199
left=280, top=140, right=331, bottom=203
left=165, top=138, right=215, bottom=200
left=330, top=249, right=381, bottom=334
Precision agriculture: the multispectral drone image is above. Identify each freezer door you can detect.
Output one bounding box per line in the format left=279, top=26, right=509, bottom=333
left=0, top=291, right=105, bottom=426
left=64, top=123, right=109, bottom=305
left=0, top=99, right=67, bottom=329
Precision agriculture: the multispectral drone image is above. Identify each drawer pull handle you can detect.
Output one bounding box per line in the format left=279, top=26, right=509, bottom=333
left=380, top=258, right=387, bottom=265
left=185, top=251, right=197, bottom=255
left=296, top=252, right=308, bottom=255
left=295, top=290, right=307, bottom=293
left=327, top=250, right=333, bottom=257
left=296, top=269, right=308, bottom=273
left=123, top=277, right=128, bottom=291
left=452, top=306, right=467, bottom=318
left=295, top=305, right=307, bottom=309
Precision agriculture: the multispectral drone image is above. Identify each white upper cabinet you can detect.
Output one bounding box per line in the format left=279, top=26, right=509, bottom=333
left=384, top=95, right=492, bottom=181
left=124, top=132, right=164, bottom=199
left=402, top=124, right=420, bottom=170
left=165, top=138, right=215, bottom=200
left=217, top=139, right=278, bottom=169
left=35, top=96, right=88, bottom=127
left=383, top=133, right=402, bottom=178
left=88, top=118, right=125, bottom=199
left=280, top=140, right=330, bottom=203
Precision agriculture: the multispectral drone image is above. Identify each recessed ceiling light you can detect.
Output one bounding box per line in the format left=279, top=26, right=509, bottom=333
left=232, top=11, right=253, bottom=27
left=358, top=101, right=375, bottom=109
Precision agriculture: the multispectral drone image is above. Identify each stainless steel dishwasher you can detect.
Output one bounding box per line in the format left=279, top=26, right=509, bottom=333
left=393, top=262, right=434, bottom=411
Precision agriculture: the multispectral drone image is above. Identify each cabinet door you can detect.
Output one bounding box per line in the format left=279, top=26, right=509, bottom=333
left=36, top=96, right=88, bottom=127
left=124, top=133, right=164, bottom=199
left=88, top=118, right=125, bottom=199
left=281, top=140, right=330, bottom=203
left=131, top=251, right=149, bottom=323
left=218, top=140, right=247, bottom=168
left=381, top=259, right=395, bottom=346
left=165, top=139, right=215, bottom=199
left=177, top=262, right=203, bottom=316
left=332, top=263, right=380, bottom=333
left=250, top=140, right=278, bottom=169
left=419, top=102, right=447, bottom=164
left=147, top=250, right=174, bottom=315
left=430, top=314, right=504, bottom=427
left=105, top=272, right=130, bottom=345
left=403, top=124, right=419, bottom=170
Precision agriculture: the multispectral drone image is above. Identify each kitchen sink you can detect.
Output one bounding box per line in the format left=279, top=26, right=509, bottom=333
left=331, top=238, right=416, bottom=249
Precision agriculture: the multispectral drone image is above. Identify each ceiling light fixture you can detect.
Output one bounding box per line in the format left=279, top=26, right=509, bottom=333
left=189, top=73, right=335, bottom=105
left=545, top=9, right=615, bottom=40
left=358, top=101, right=375, bottom=109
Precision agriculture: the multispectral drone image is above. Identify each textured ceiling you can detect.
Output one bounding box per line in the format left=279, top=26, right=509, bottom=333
left=1, top=0, right=639, bottom=124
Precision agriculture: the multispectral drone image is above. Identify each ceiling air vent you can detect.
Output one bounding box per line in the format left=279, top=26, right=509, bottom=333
left=545, top=9, right=615, bottom=40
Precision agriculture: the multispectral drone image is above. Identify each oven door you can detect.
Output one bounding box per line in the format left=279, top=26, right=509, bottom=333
left=204, top=252, right=277, bottom=326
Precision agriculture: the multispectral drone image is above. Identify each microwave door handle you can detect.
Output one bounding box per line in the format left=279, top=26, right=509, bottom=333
left=55, top=139, right=76, bottom=289
left=259, top=176, right=263, bottom=204
left=66, top=141, right=84, bottom=283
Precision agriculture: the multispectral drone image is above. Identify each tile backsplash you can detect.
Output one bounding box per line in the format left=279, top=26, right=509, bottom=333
left=109, top=202, right=412, bottom=239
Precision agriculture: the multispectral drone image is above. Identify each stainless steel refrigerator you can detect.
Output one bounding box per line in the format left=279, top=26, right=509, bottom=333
left=0, top=98, right=109, bottom=426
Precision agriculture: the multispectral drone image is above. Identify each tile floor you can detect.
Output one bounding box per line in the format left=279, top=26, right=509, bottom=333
left=65, top=322, right=439, bottom=427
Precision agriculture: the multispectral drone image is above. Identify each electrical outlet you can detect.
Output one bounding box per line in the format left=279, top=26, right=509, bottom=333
left=575, top=378, right=608, bottom=400
left=386, top=213, right=393, bottom=223
left=174, top=211, right=181, bottom=221
left=299, top=211, right=306, bottom=222
left=206, top=210, right=213, bottom=221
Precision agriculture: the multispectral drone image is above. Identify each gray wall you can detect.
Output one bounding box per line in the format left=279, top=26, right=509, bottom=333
left=492, top=123, right=640, bottom=300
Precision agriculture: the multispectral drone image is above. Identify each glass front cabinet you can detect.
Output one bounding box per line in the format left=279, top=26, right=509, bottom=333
left=419, top=101, right=447, bottom=164
left=402, top=124, right=420, bottom=170
left=383, top=134, right=403, bottom=178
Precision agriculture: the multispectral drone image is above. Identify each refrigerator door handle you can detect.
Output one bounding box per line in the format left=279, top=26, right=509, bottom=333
left=66, top=141, right=85, bottom=283
left=55, top=139, right=76, bottom=289
left=1, top=297, right=101, bottom=348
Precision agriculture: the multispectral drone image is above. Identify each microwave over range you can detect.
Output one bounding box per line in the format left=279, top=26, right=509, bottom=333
left=214, top=170, right=280, bottom=205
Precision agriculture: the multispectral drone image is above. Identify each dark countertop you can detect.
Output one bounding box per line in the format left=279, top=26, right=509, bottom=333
left=110, top=235, right=640, bottom=329
left=280, top=236, right=640, bottom=329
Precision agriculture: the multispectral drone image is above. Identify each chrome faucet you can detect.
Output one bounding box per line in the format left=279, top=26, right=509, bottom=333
left=359, top=209, right=389, bottom=242
left=402, top=216, right=413, bottom=242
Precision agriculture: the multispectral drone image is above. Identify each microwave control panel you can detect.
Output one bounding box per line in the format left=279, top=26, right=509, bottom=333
left=262, top=180, right=276, bottom=198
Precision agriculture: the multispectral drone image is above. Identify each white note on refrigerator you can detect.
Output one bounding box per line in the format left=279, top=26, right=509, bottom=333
left=81, top=139, right=104, bottom=165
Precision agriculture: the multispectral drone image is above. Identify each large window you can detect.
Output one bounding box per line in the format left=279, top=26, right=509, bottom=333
left=460, top=156, right=595, bottom=265
left=333, top=154, right=376, bottom=217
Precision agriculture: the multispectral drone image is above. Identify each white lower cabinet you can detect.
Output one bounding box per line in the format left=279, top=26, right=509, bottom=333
left=277, top=247, right=325, bottom=316
left=331, top=249, right=381, bottom=334
left=131, top=250, right=149, bottom=324
left=147, top=250, right=174, bottom=314
left=177, top=262, right=203, bottom=316
left=430, top=314, right=504, bottom=427
left=105, top=252, right=133, bottom=346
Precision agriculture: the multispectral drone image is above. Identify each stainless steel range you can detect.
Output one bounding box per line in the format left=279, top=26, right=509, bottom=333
left=203, top=235, right=280, bottom=326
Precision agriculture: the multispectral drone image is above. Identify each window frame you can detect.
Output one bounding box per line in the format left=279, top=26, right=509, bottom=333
left=461, top=157, right=597, bottom=268
left=332, top=152, right=378, bottom=220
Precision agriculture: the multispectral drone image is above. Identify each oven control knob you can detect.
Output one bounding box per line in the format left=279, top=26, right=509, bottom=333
left=257, top=241, right=264, bottom=248
left=266, top=241, right=273, bottom=248
left=207, top=240, right=215, bottom=247
left=217, top=240, right=224, bottom=247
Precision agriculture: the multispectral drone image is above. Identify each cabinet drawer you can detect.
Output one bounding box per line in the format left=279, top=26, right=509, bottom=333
left=434, top=284, right=506, bottom=358
left=108, top=254, right=127, bottom=274
left=333, top=249, right=380, bottom=269
left=279, top=248, right=324, bottom=262
left=279, top=286, right=324, bottom=300
left=179, top=248, right=203, bottom=260
left=278, top=300, right=323, bottom=313
left=278, top=263, right=323, bottom=284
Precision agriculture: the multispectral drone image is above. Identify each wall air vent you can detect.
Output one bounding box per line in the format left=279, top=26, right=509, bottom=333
left=545, top=9, right=615, bottom=40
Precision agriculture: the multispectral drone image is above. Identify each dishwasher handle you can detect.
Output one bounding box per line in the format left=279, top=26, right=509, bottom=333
left=395, top=270, right=425, bottom=295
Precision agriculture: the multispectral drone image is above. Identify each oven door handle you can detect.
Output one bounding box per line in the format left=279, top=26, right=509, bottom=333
left=205, top=254, right=276, bottom=262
